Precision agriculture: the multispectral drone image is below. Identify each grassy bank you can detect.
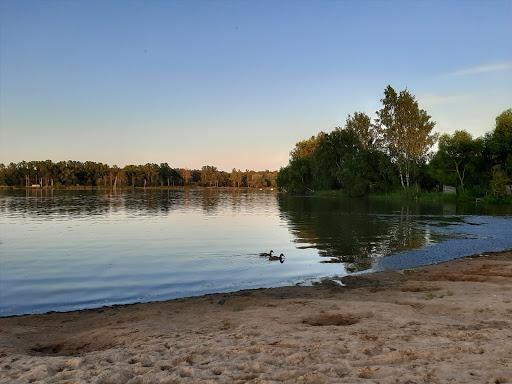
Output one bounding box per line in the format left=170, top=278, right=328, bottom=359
left=370, top=190, right=512, bottom=205
left=312, top=189, right=457, bottom=202
left=369, top=190, right=459, bottom=203
left=312, top=189, right=512, bottom=205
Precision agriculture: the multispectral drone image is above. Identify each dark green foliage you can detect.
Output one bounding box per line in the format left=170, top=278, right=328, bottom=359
left=489, top=166, right=510, bottom=198
left=278, top=87, right=511, bottom=200
left=488, top=109, right=512, bottom=177
left=432, top=130, right=483, bottom=193
left=277, top=128, right=398, bottom=196
left=277, top=157, right=315, bottom=194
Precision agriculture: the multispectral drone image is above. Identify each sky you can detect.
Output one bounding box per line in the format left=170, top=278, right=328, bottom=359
left=1, top=0, right=511, bottom=171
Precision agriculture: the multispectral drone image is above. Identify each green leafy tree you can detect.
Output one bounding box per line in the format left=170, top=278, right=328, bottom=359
left=489, top=166, right=510, bottom=198
left=277, top=157, right=314, bottom=193
left=290, top=135, right=319, bottom=161
left=489, top=108, right=512, bottom=177
left=376, top=85, right=438, bottom=189
left=344, top=112, right=381, bottom=149
left=436, top=130, right=476, bottom=192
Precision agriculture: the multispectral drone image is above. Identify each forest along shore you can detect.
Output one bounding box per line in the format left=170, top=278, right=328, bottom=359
left=1, top=251, right=511, bottom=384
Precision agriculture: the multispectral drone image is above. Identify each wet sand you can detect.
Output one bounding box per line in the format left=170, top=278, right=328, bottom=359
left=1, top=251, right=511, bottom=383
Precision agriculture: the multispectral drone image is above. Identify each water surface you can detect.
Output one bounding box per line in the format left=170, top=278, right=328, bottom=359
left=1, top=189, right=511, bottom=316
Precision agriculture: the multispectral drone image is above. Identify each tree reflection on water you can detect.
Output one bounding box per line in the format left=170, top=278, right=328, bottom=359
left=277, top=195, right=461, bottom=272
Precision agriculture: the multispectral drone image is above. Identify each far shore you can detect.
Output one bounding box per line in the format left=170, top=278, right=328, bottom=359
left=1, top=250, right=512, bottom=383
left=0, top=185, right=277, bottom=191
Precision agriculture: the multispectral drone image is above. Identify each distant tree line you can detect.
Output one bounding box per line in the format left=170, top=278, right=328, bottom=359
left=277, top=85, right=512, bottom=199
left=0, top=161, right=277, bottom=189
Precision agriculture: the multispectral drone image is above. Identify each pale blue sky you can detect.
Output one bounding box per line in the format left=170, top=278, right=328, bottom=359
left=1, top=0, right=511, bottom=170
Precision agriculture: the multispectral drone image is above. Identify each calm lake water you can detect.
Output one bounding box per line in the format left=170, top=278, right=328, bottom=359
left=1, top=189, right=512, bottom=316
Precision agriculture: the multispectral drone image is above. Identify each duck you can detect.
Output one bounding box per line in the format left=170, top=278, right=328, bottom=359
left=269, top=253, right=285, bottom=263
left=259, top=250, right=274, bottom=257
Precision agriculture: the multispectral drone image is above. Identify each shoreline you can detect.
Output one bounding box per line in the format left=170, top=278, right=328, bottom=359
left=1, top=250, right=512, bottom=383
left=0, top=186, right=277, bottom=191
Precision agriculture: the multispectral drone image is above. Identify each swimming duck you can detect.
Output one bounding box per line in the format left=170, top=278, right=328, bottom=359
left=259, top=250, right=274, bottom=257
left=269, top=253, right=285, bottom=263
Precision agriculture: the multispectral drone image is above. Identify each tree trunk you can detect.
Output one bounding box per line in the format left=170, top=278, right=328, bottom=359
left=398, top=165, right=405, bottom=189
left=405, top=161, right=410, bottom=189
left=455, top=162, right=465, bottom=192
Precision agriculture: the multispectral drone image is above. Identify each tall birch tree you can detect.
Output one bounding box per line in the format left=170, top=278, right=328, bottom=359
left=376, top=85, right=437, bottom=189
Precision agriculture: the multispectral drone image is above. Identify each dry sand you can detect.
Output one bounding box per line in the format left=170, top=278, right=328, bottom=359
left=1, top=251, right=512, bottom=383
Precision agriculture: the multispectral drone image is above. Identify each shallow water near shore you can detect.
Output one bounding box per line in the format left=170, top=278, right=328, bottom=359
left=1, top=188, right=511, bottom=316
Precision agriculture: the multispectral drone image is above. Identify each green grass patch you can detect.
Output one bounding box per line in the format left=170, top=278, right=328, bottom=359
left=312, top=190, right=350, bottom=198
left=369, top=190, right=459, bottom=203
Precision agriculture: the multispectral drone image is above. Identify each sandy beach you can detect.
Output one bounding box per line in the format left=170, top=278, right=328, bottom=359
left=1, top=251, right=511, bottom=383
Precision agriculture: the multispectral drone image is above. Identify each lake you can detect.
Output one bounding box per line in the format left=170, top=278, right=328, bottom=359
left=1, top=188, right=512, bottom=316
